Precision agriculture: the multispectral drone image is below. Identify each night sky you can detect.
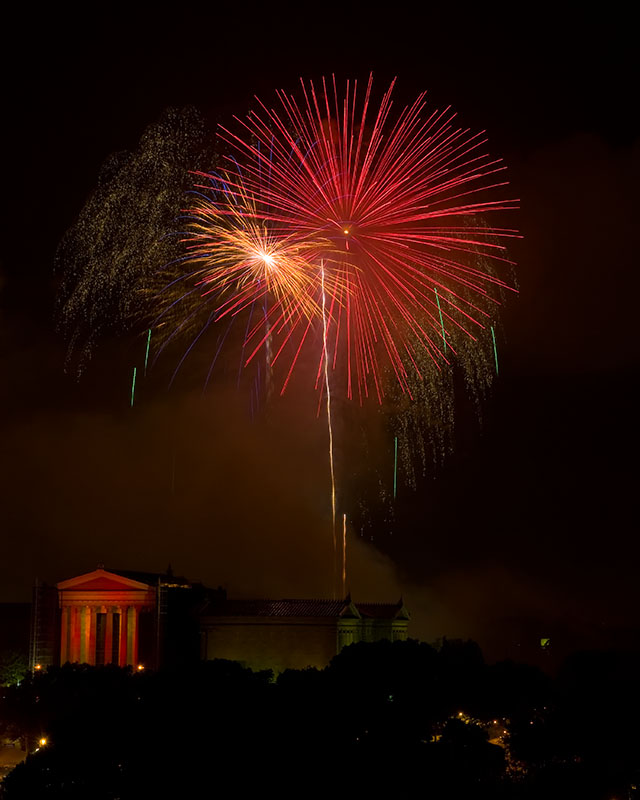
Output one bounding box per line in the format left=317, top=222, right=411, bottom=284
left=1, top=10, right=637, bottom=661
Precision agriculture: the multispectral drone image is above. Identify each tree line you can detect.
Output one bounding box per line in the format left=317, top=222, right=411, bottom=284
left=1, top=639, right=639, bottom=798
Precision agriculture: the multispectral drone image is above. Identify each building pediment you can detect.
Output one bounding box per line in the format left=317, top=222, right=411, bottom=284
left=57, top=569, right=153, bottom=593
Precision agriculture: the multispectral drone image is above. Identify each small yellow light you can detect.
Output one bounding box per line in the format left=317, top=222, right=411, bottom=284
left=137, top=664, right=144, bottom=671
left=343, top=229, right=350, bottom=235
left=34, top=664, right=42, bottom=671
left=39, top=738, right=47, bottom=747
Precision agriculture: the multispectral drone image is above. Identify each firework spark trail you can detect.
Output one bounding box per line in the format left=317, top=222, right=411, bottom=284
left=342, top=512, right=347, bottom=598
left=434, top=288, right=447, bottom=352
left=130, top=367, right=137, bottom=408
left=144, top=328, right=152, bottom=375
left=491, top=325, right=499, bottom=374
left=321, top=261, right=338, bottom=597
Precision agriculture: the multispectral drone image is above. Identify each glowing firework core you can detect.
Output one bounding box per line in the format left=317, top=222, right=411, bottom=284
left=259, top=252, right=276, bottom=268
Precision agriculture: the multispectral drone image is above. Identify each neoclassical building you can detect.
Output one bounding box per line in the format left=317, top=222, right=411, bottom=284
left=30, top=567, right=410, bottom=673
left=30, top=567, right=202, bottom=671
left=57, top=569, right=158, bottom=667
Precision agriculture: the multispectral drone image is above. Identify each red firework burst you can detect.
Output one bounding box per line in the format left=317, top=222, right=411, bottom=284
left=186, top=75, right=518, bottom=401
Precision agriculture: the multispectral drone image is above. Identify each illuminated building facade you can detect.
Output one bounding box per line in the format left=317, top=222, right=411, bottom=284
left=29, top=567, right=208, bottom=671
left=29, top=568, right=410, bottom=674
left=57, top=570, right=158, bottom=667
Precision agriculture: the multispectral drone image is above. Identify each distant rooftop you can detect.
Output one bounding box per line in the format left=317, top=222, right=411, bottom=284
left=200, top=597, right=408, bottom=620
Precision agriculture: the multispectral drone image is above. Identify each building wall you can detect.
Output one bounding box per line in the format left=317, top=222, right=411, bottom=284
left=202, top=617, right=340, bottom=673
left=202, top=615, right=411, bottom=673
left=337, top=619, right=409, bottom=649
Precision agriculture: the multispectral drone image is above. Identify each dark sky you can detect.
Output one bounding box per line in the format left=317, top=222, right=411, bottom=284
left=1, top=10, right=638, bottom=660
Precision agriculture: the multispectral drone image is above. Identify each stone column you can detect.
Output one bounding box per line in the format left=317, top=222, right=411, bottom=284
left=60, top=606, right=70, bottom=664
left=74, top=606, right=83, bottom=662
left=105, top=610, right=114, bottom=665
left=88, top=608, right=98, bottom=666
left=118, top=608, right=128, bottom=667
left=126, top=606, right=139, bottom=666
left=79, top=606, right=91, bottom=663
left=69, top=607, right=79, bottom=662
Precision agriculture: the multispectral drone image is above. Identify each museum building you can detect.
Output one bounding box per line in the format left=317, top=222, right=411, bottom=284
left=30, top=567, right=410, bottom=674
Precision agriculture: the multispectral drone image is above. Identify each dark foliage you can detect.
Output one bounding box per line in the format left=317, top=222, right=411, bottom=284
left=1, top=642, right=639, bottom=798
